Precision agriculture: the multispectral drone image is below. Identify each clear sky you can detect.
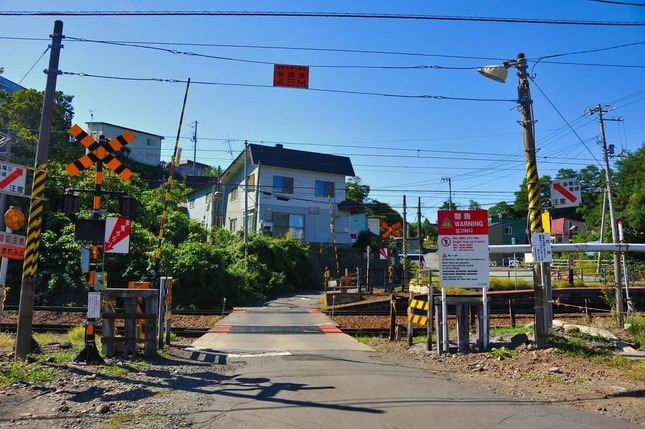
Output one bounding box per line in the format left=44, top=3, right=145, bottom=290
left=1, top=1, right=643, bottom=222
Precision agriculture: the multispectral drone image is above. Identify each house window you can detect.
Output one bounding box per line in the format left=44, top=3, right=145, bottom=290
left=504, top=226, right=512, bottom=234
left=272, top=213, right=304, bottom=239
left=230, top=187, right=238, bottom=202
left=273, top=176, right=294, bottom=194
left=315, top=180, right=334, bottom=198
left=189, top=199, right=195, bottom=209
left=248, top=173, right=255, bottom=189
left=229, top=218, right=237, bottom=231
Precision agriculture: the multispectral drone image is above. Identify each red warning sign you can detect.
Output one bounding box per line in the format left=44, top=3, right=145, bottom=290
left=438, top=210, right=488, bottom=236
left=273, top=64, right=310, bottom=89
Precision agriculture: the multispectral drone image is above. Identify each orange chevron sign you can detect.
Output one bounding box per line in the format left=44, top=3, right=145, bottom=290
left=66, top=125, right=135, bottom=180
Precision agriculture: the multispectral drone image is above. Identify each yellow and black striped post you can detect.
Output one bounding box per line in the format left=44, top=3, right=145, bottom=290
left=153, top=78, right=190, bottom=278
left=516, top=53, right=548, bottom=347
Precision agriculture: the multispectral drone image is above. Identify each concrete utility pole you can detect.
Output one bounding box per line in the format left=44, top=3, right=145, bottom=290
left=190, top=121, right=198, bottom=175
left=588, top=104, right=624, bottom=327
left=441, top=177, right=452, bottom=209
left=515, top=53, right=549, bottom=348
left=15, top=20, right=64, bottom=359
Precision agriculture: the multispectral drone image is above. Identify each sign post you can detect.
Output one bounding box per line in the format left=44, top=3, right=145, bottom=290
left=438, top=209, right=489, bottom=352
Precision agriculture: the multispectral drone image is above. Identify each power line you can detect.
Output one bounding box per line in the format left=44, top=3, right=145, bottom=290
left=60, top=70, right=515, bottom=102
left=1, top=10, right=644, bottom=26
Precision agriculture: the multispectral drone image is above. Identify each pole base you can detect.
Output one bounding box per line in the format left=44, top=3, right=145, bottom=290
left=74, top=344, right=105, bottom=365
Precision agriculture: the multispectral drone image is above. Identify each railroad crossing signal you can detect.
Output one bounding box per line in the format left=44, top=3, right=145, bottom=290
left=66, top=124, right=135, bottom=180
left=381, top=221, right=402, bottom=239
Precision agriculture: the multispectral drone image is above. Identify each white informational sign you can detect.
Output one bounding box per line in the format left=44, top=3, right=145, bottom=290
left=87, top=291, right=101, bottom=318
left=104, top=217, right=131, bottom=253
left=437, top=210, right=489, bottom=288
left=550, top=178, right=582, bottom=209
left=0, top=162, right=27, bottom=195
left=532, top=233, right=553, bottom=263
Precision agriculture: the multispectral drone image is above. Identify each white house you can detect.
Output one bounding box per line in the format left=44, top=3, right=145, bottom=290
left=220, top=143, right=357, bottom=244
left=86, top=122, right=164, bottom=166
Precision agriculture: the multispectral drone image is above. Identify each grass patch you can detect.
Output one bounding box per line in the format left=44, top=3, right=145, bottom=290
left=489, top=277, right=529, bottom=290
left=490, top=326, right=532, bottom=336
left=550, top=335, right=611, bottom=358
left=210, top=315, right=222, bottom=324
left=353, top=336, right=386, bottom=345
left=105, top=412, right=137, bottom=428
left=0, top=361, right=55, bottom=387
left=0, top=332, right=13, bottom=348
left=538, top=373, right=563, bottom=384
left=66, top=325, right=87, bottom=349
left=39, top=351, right=77, bottom=363
left=626, top=315, right=645, bottom=349
left=593, top=355, right=645, bottom=381
left=488, top=346, right=517, bottom=360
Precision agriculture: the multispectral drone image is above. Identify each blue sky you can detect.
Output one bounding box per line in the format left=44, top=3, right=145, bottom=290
left=1, top=1, right=643, bottom=222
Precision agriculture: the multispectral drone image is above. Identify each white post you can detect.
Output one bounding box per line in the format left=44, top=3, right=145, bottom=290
left=158, top=276, right=167, bottom=348
left=482, top=287, right=489, bottom=350
left=442, top=287, right=448, bottom=353
left=0, top=226, right=12, bottom=319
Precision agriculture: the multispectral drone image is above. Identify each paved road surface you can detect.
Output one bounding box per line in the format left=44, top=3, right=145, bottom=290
left=187, top=291, right=637, bottom=428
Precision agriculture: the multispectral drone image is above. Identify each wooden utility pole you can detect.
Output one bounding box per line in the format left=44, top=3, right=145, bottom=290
left=15, top=20, right=64, bottom=359
left=515, top=53, right=549, bottom=348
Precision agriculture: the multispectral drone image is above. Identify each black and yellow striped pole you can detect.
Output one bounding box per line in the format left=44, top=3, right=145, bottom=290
left=15, top=20, right=64, bottom=359
left=153, top=78, right=191, bottom=278
left=515, top=53, right=548, bottom=347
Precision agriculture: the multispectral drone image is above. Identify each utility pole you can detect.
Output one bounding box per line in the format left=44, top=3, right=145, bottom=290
left=442, top=177, right=452, bottom=209
left=515, top=53, right=549, bottom=348
left=190, top=121, right=198, bottom=175
left=15, top=20, right=64, bottom=359
left=588, top=104, right=624, bottom=327
left=243, top=140, right=249, bottom=270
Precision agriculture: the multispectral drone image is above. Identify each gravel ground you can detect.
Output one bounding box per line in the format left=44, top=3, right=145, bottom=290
left=1, top=311, right=644, bottom=427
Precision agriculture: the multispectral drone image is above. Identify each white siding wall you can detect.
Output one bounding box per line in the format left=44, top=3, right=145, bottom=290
left=86, top=123, right=162, bottom=166
left=255, top=166, right=351, bottom=244
left=186, top=187, right=214, bottom=228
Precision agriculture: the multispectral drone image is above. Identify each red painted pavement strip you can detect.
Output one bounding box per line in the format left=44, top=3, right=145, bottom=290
left=209, top=325, right=231, bottom=333
left=309, top=309, right=321, bottom=314
left=319, top=325, right=343, bottom=334
left=233, top=309, right=247, bottom=314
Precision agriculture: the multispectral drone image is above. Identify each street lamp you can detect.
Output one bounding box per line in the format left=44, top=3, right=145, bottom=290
left=479, top=53, right=550, bottom=348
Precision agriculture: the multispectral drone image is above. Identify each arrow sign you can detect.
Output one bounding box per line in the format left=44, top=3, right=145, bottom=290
left=553, top=183, right=577, bottom=203
left=0, top=162, right=27, bottom=195
left=0, top=168, right=23, bottom=189
left=550, top=178, right=582, bottom=209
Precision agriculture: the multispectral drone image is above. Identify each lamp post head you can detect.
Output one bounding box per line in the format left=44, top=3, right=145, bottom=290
left=477, top=65, right=509, bottom=83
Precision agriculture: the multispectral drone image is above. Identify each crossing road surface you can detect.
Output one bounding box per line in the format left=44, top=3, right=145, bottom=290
left=186, top=291, right=636, bottom=428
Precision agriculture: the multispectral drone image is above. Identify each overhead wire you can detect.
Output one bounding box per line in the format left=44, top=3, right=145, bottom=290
left=1, top=10, right=644, bottom=26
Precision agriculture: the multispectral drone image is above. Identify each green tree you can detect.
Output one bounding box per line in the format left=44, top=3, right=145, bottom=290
left=488, top=201, right=517, bottom=219
left=613, top=144, right=645, bottom=243
left=345, top=177, right=370, bottom=204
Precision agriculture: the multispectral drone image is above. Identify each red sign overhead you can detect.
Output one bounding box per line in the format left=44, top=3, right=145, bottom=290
left=273, top=64, right=310, bottom=89
left=437, top=209, right=489, bottom=236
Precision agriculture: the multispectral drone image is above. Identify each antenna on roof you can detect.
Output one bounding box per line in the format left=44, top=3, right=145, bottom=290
left=89, top=109, right=97, bottom=122
left=225, top=138, right=234, bottom=159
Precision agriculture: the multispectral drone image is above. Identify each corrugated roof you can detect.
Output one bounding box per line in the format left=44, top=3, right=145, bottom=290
left=248, top=143, right=355, bottom=176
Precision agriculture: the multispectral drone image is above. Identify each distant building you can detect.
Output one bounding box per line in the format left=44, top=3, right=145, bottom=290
left=0, top=76, right=24, bottom=95
left=550, top=218, right=586, bottom=243
left=86, top=122, right=164, bottom=166
left=177, top=159, right=211, bottom=177
left=489, top=217, right=528, bottom=246
left=219, top=143, right=357, bottom=244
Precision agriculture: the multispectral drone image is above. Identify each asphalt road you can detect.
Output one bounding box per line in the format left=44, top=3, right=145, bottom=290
left=186, top=291, right=636, bottom=429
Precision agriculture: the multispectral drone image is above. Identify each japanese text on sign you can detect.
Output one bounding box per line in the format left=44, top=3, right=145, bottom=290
left=0, top=162, right=26, bottom=195
left=438, top=210, right=489, bottom=289
left=273, top=64, right=310, bottom=89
